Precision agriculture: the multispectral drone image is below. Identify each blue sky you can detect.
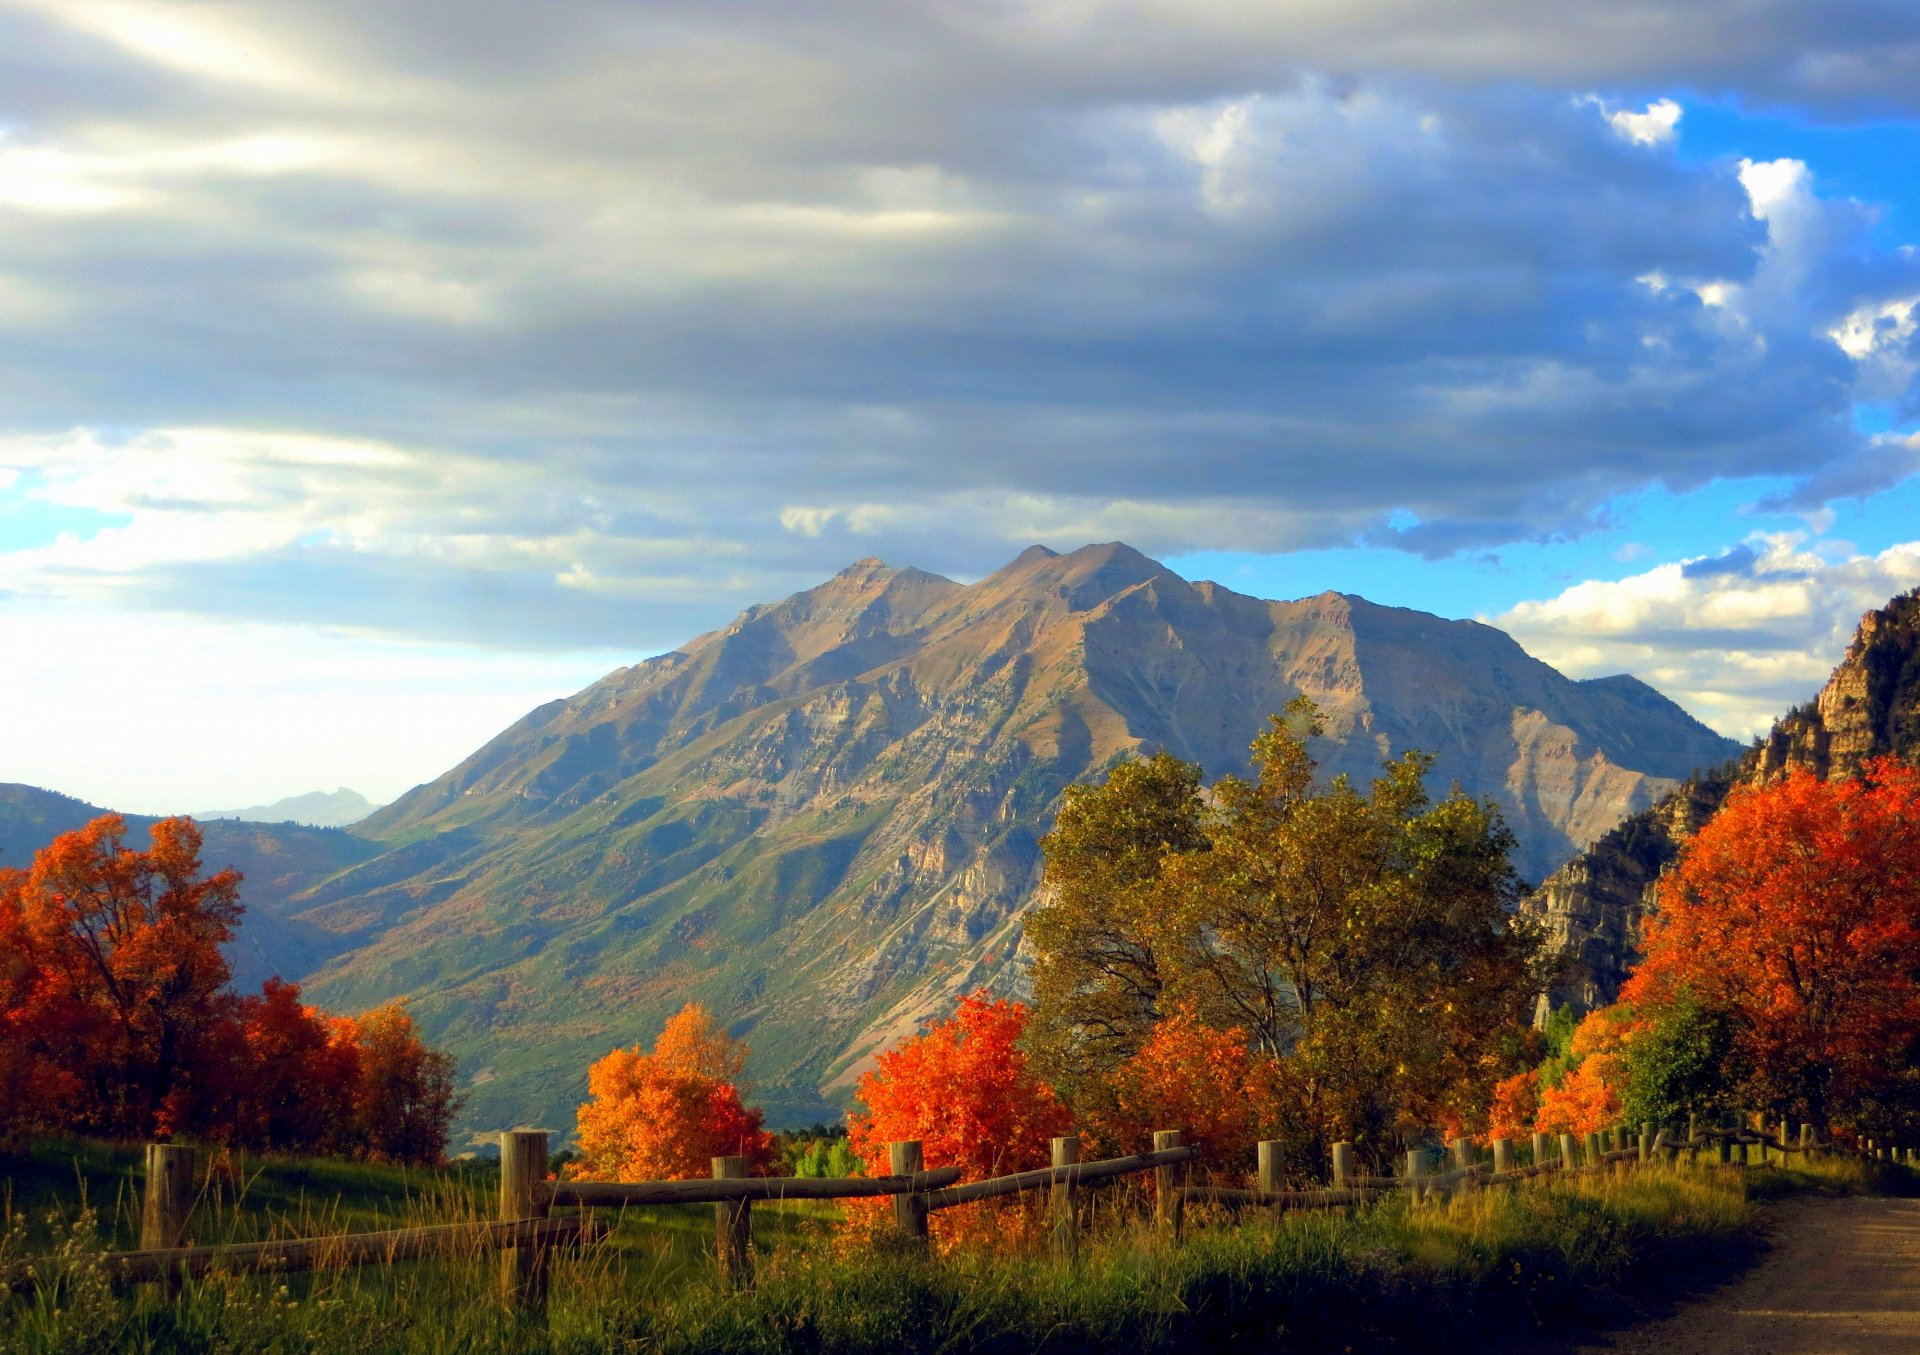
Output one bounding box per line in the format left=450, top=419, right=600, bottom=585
left=1, top=1, right=1918, bottom=810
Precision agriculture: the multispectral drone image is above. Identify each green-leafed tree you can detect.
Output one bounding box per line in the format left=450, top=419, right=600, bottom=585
left=1024, top=750, right=1208, bottom=1104
left=1026, top=699, right=1545, bottom=1167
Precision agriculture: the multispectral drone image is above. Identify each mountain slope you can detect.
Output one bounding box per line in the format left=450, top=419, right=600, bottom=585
left=1522, top=587, right=1920, bottom=1013
left=292, top=543, right=1737, bottom=1132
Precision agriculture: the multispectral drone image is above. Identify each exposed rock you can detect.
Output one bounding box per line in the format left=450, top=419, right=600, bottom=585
left=1521, top=588, right=1920, bottom=1016
left=289, top=542, right=1736, bottom=1132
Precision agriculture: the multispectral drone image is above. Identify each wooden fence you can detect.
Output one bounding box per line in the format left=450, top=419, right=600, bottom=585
left=5, top=1116, right=1906, bottom=1322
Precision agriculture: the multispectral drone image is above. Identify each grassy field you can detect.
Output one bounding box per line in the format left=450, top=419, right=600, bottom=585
left=0, top=1141, right=1902, bottom=1354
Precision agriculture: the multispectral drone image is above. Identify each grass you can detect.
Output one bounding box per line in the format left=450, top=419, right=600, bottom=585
left=0, top=1144, right=1899, bottom=1355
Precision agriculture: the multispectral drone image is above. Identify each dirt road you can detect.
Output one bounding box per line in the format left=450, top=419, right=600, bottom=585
left=1568, top=1194, right=1920, bottom=1355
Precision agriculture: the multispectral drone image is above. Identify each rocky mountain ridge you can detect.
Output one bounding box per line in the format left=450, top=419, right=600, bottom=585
left=288, top=542, right=1735, bottom=1132
left=1521, top=588, right=1920, bottom=1013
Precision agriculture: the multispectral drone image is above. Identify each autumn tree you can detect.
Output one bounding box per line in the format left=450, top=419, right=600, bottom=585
left=14, top=815, right=242, bottom=1136
left=573, top=1003, right=777, bottom=1180
left=846, top=992, right=1070, bottom=1246
left=1623, top=759, right=1920, bottom=1131
left=1026, top=701, right=1543, bottom=1166
left=342, top=1000, right=462, bottom=1164
left=1096, top=1004, right=1267, bottom=1168
left=0, top=815, right=463, bottom=1163
left=1025, top=752, right=1207, bottom=1105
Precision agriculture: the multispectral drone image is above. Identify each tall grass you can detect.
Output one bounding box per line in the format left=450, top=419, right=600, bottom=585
left=1, top=1151, right=1892, bottom=1355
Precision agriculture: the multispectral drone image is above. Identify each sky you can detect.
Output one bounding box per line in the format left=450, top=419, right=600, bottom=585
left=1, top=1, right=1918, bottom=813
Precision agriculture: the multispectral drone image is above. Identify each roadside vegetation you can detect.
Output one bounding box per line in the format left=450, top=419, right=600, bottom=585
left=14, top=1137, right=1887, bottom=1355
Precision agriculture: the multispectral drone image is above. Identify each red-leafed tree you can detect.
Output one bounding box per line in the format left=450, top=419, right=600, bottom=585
left=572, top=1003, right=777, bottom=1181
left=1623, top=759, right=1920, bottom=1130
left=0, top=815, right=462, bottom=1163
left=14, top=815, right=241, bottom=1137
left=846, top=992, right=1071, bottom=1246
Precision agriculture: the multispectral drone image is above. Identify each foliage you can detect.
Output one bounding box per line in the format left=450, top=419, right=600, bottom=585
left=846, top=992, right=1070, bottom=1245
left=1534, top=1005, right=1634, bottom=1135
left=1, top=1149, right=1789, bottom=1355
left=573, top=1002, right=778, bottom=1181
left=1623, top=759, right=1920, bottom=1131
left=1094, top=1004, right=1267, bottom=1168
left=1487, top=1070, right=1540, bottom=1140
left=0, top=815, right=460, bottom=1161
left=1026, top=701, right=1543, bottom=1168
left=1024, top=752, right=1207, bottom=1104
left=1618, top=995, right=1741, bottom=1129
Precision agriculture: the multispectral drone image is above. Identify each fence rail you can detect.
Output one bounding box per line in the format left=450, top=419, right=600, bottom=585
left=7, top=1114, right=1910, bottom=1326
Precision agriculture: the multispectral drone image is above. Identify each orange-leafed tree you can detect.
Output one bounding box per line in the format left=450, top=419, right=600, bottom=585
left=15, top=815, right=242, bottom=1137
left=1534, top=1004, right=1633, bottom=1135
left=847, top=992, right=1071, bottom=1182
left=1487, top=1070, right=1540, bottom=1141
left=846, top=991, right=1071, bottom=1250
left=1097, top=1004, right=1264, bottom=1168
left=1623, top=759, right=1920, bottom=1129
left=227, top=978, right=361, bottom=1154
left=345, top=999, right=463, bottom=1164
left=573, top=1003, right=777, bottom=1180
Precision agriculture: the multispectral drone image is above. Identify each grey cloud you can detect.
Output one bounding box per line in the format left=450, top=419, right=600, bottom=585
left=1680, top=544, right=1760, bottom=579
left=0, top=2, right=1916, bottom=646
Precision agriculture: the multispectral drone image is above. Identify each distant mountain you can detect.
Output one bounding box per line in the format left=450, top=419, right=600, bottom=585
left=0, top=783, right=383, bottom=990
left=280, top=542, right=1737, bottom=1133
left=1522, top=588, right=1920, bottom=1014
left=195, top=788, right=381, bottom=829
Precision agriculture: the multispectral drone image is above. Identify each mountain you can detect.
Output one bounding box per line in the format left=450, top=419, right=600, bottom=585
left=0, top=783, right=384, bottom=990
left=196, top=788, right=381, bottom=829
left=1522, top=588, right=1920, bottom=1014
left=281, top=542, right=1737, bottom=1133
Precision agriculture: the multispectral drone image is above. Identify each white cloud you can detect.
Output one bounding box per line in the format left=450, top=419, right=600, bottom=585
left=1605, top=98, right=1682, bottom=146
left=1496, top=534, right=1920, bottom=737
left=1830, top=297, right=1918, bottom=359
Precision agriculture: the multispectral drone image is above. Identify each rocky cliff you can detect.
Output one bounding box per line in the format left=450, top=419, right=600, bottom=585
left=1522, top=588, right=1920, bottom=1014
left=277, top=542, right=1736, bottom=1132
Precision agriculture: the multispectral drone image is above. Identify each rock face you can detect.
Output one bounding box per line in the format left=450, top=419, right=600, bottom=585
left=279, top=542, right=1735, bottom=1132
left=1522, top=588, right=1920, bottom=1015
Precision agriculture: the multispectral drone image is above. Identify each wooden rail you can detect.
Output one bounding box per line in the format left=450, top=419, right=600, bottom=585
left=920, top=1146, right=1200, bottom=1210
left=548, top=1166, right=961, bottom=1207
left=9, top=1113, right=1903, bottom=1328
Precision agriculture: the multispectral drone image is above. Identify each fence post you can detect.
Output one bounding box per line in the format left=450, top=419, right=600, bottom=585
left=1153, top=1130, right=1185, bottom=1241
left=1799, top=1123, right=1814, bottom=1155
left=1331, top=1141, right=1354, bottom=1189
left=499, top=1130, right=550, bottom=1318
left=1531, top=1131, right=1552, bottom=1168
left=141, top=1143, right=196, bottom=1252
left=1560, top=1132, right=1580, bottom=1171
left=1051, top=1135, right=1080, bottom=1264
left=1257, top=1140, right=1282, bottom=1196
left=1687, top=1113, right=1700, bottom=1163
left=713, top=1156, right=753, bottom=1287
left=1492, top=1138, right=1512, bottom=1175
left=1406, top=1147, right=1428, bottom=1202
left=889, top=1141, right=929, bottom=1245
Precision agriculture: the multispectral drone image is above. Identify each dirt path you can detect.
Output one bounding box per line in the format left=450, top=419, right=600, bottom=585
left=1567, top=1194, right=1920, bottom=1355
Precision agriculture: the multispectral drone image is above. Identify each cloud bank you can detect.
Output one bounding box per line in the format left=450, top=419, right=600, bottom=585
left=0, top=0, right=1917, bottom=653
